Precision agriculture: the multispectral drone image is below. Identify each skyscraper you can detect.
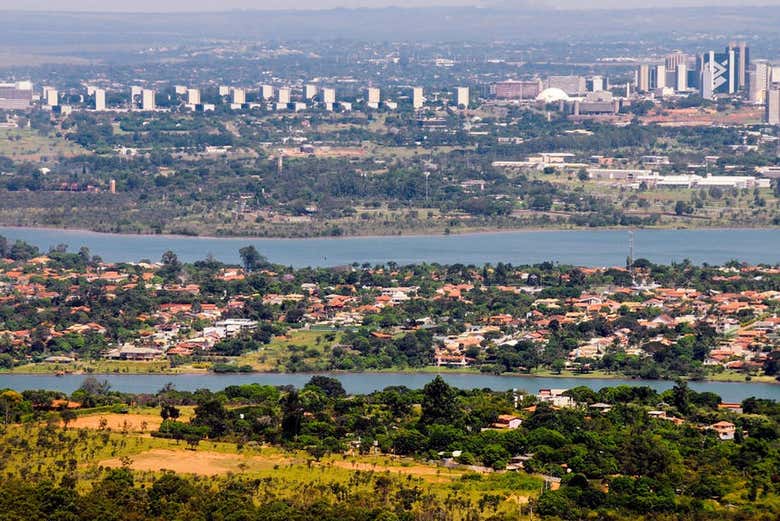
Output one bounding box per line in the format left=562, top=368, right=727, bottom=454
left=95, top=88, right=106, bottom=111
left=367, top=87, right=380, bottom=108
left=699, top=50, right=735, bottom=99
left=187, top=88, right=201, bottom=105
left=749, top=60, right=771, bottom=103
left=676, top=64, right=688, bottom=91
left=321, top=87, right=336, bottom=105
left=456, top=86, right=469, bottom=108
left=411, top=87, right=424, bottom=109
left=233, top=88, right=246, bottom=105
left=130, top=86, right=142, bottom=108
left=44, top=87, right=58, bottom=106
left=278, top=87, right=291, bottom=105
left=652, top=64, right=667, bottom=90
left=637, top=64, right=651, bottom=92
left=766, top=85, right=780, bottom=124
left=142, top=89, right=156, bottom=110
left=728, top=41, right=749, bottom=91
left=665, top=51, right=687, bottom=72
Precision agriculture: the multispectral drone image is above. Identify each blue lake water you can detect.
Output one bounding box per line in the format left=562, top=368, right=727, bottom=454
left=0, top=226, right=778, bottom=267
left=0, top=373, right=777, bottom=402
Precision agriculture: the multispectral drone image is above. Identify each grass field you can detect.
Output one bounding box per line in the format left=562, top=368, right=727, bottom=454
left=0, top=128, right=88, bottom=162
left=1, top=408, right=543, bottom=518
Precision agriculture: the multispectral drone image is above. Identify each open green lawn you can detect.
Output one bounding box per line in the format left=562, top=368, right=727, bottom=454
left=0, top=127, right=88, bottom=161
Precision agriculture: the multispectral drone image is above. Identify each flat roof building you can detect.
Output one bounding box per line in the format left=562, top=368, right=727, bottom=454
left=0, top=81, right=33, bottom=110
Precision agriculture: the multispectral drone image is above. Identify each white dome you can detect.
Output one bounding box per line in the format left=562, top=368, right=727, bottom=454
left=536, top=88, right=570, bottom=103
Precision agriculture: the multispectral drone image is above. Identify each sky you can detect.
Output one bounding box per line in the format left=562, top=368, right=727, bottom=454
left=7, top=1, right=780, bottom=12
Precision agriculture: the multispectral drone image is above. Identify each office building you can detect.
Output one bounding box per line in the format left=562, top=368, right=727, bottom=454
left=44, top=87, right=58, bottom=106
left=0, top=81, right=33, bottom=110
left=766, top=85, right=780, bottom=124
left=233, top=87, right=246, bottom=105
left=676, top=64, right=688, bottom=91
left=493, top=80, right=542, bottom=99
left=95, top=88, right=106, bottom=111
left=304, top=84, right=317, bottom=100
left=456, top=86, right=469, bottom=108
left=412, top=86, right=424, bottom=109
left=699, top=50, right=736, bottom=99
left=589, top=76, right=604, bottom=92
left=637, top=64, right=651, bottom=92
left=728, top=41, right=749, bottom=90
left=546, top=76, right=586, bottom=96
left=278, top=87, right=291, bottom=105
left=321, top=87, right=336, bottom=105
left=142, top=89, right=156, bottom=110
left=367, top=87, right=380, bottom=108
left=130, top=86, right=143, bottom=108
left=665, top=51, right=687, bottom=72
left=260, top=85, right=274, bottom=100
left=187, top=88, right=201, bottom=105
left=749, top=60, right=771, bottom=103
left=651, top=64, right=666, bottom=90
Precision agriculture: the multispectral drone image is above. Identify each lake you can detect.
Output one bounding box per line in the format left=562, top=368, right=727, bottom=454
left=0, top=373, right=777, bottom=402
left=0, top=226, right=778, bottom=267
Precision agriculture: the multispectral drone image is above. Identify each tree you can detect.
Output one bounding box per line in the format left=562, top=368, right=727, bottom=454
left=671, top=380, right=691, bottom=415
left=420, top=376, right=460, bottom=427
left=60, top=409, right=77, bottom=430
left=304, top=376, right=346, bottom=398
left=159, top=250, right=182, bottom=282
left=239, top=245, right=267, bottom=272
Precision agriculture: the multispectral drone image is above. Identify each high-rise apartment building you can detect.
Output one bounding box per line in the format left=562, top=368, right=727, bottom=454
left=456, top=86, right=469, bottom=108
left=260, top=85, right=274, bottom=100
left=44, top=87, right=58, bottom=106
left=367, top=87, right=380, bottom=108
left=304, top=84, right=317, bottom=100
left=187, top=88, right=201, bottom=105
left=233, top=88, right=246, bottom=105
left=412, top=87, right=424, bottom=109
left=278, top=87, right=291, bottom=105
left=219, top=85, right=231, bottom=96
left=95, top=88, right=106, bottom=111
left=142, top=89, right=156, bottom=110
left=321, top=87, right=336, bottom=105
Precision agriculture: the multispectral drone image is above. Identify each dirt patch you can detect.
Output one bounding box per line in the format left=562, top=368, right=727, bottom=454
left=65, top=413, right=162, bottom=432
left=100, top=448, right=290, bottom=476
left=325, top=459, right=462, bottom=482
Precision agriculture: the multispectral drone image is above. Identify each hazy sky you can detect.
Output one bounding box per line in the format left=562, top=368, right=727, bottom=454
left=7, top=0, right=780, bottom=11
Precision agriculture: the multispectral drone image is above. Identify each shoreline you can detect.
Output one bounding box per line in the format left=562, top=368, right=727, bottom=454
left=1, top=222, right=779, bottom=243
left=2, top=368, right=776, bottom=385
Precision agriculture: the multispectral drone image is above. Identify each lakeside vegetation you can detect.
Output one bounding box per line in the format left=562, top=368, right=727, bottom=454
left=0, top=375, right=778, bottom=520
